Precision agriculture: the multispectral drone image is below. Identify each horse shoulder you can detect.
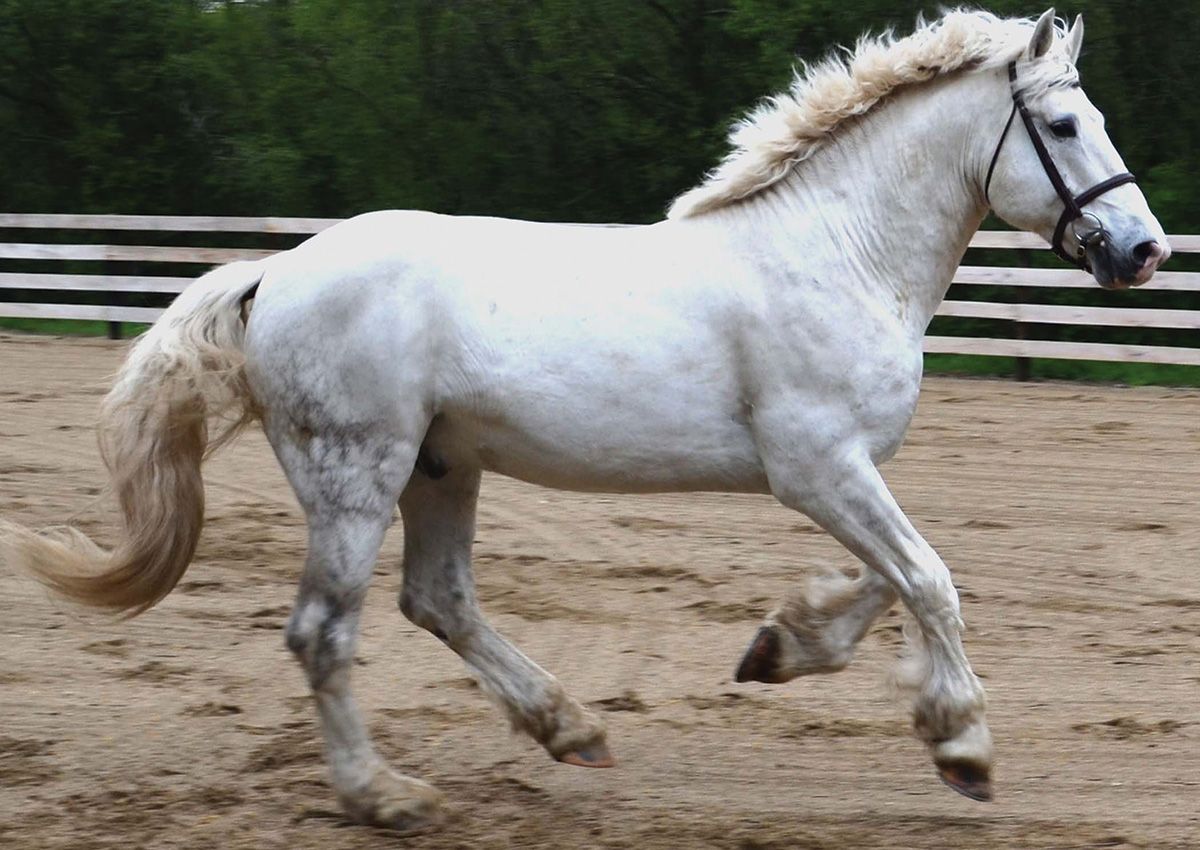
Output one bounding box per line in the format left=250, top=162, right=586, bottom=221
left=736, top=280, right=923, bottom=466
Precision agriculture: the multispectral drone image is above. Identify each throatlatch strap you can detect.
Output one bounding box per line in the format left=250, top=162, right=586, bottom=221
left=983, top=104, right=1017, bottom=204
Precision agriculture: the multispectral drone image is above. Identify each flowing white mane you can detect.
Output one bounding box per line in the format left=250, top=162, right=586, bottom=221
left=668, top=10, right=1080, bottom=219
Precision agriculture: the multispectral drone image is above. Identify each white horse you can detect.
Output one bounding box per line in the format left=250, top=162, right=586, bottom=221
left=1, top=8, right=1169, bottom=829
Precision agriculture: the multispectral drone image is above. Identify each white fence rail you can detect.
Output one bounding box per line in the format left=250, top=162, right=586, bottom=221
left=1, top=214, right=1198, bottom=367
left=930, top=231, right=1200, bottom=368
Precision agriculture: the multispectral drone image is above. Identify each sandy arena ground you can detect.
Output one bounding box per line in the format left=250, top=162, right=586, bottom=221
left=1, top=332, right=1199, bottom=849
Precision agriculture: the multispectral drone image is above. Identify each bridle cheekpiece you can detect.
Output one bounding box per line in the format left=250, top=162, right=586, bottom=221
left=984, top=61, right=1136, bottom=271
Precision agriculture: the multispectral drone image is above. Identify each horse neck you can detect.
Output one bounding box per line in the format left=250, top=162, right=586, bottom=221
left=723, top=72, right=999, bottom=336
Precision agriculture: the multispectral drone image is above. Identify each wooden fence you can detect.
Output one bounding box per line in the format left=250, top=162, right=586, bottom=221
left=2, top=214, right=1198, bottom=369
left=927, top=230, right=1200, bottom=370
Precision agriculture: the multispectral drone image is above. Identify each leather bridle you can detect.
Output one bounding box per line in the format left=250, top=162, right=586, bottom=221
left=984, top=61, right=1136, bottom=271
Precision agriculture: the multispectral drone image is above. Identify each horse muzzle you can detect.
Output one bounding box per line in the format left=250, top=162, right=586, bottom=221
left=1090, top=237, right=1169, bottom=290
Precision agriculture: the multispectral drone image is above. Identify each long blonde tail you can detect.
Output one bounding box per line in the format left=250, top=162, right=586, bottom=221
left=0, top=261, right=266, bottom=616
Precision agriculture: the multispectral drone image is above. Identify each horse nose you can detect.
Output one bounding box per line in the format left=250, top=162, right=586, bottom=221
left=1134, top=240, right=1167, bottom=269
left=1131, top=240, right=1167, bottom=286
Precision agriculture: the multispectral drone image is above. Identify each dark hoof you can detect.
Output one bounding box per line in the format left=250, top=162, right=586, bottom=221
left=735, top=626, right=788, bottom=684
left=558, top=743, right=616, bottom=768
left=937, top=761, right=994, bottom=802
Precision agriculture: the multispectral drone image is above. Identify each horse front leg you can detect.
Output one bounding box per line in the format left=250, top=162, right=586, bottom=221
left=398, top=464, right=611, bottom=767
left=750, top=445, right=993, bottom=802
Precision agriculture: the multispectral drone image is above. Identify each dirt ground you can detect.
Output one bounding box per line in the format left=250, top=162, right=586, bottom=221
left=1, top=332, right=1199, bottom=850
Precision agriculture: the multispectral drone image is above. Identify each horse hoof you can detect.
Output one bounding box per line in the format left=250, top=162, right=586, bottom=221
left=937, top=761, right=993, bottom=802
left=340, top=770, right=445, bottom=831
left=735, top=625, right=787, bottom=683
left=559, top=743, right=616, bottom=768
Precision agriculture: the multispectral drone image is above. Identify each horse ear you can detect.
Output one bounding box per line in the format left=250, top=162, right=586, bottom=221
left=1027, top=8, right=1057, bottom=60
left=1067, top=14, right=1084, bottom=64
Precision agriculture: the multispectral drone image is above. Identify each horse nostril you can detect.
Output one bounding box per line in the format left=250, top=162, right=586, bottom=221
left=1133, top=240, right=1164, bottom=268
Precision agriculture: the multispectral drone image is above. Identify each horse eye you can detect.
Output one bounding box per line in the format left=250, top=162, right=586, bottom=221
left=1049, top=118, right=1077, bottom=139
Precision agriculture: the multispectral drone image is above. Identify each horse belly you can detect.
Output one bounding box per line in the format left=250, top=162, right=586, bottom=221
left=426, top=389, right=769, bottom=494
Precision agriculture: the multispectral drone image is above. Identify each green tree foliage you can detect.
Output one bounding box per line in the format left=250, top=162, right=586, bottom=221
left=0, top=0, right=1193, bottom=228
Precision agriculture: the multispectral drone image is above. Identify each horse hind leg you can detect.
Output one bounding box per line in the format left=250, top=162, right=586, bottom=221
left=271, top=418, right=442, bottom=830
left=737, top=567, right=897, bottom=683
left=397, top=464, right=611, bottom=767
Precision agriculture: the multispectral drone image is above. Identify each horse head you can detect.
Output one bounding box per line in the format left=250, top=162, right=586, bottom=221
left=984, top=9, right=1169, bottom=289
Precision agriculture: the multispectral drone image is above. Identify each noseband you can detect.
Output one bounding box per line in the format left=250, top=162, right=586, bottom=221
left=984, top=62, right=1136, bottom=271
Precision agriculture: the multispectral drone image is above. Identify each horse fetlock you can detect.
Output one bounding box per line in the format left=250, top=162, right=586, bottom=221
left=912, top=689, right=989, bottom=753
left=337, top=765, right=444, bottom=831
left=786, top=638, right=854, bottom=677
left=930, top=717, right=993, bottom=767
left=774, top=613, right=856, bottom=677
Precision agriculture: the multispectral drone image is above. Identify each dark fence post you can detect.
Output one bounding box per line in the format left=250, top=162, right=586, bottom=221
left=1014, top=247, right=1031, bottom=381
left=104, top=249, right=123, bottom=340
